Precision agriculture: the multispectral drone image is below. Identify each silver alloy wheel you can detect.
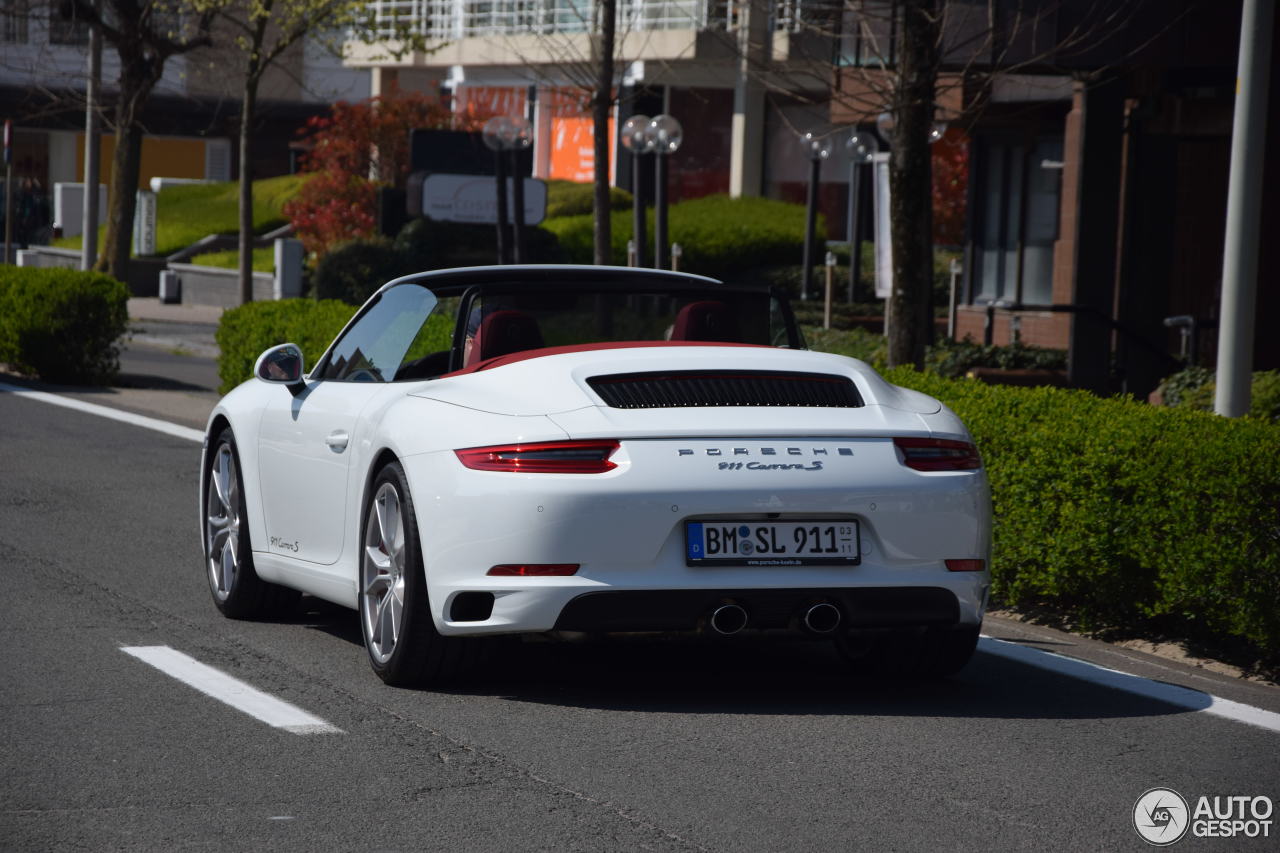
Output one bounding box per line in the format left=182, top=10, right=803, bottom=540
left=362, top=482, right=407, bottom=664
left=206, top=443, right=241, bottom=601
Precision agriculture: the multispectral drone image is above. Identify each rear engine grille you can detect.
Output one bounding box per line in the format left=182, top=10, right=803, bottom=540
left=587, top=370, right=863, bottom=409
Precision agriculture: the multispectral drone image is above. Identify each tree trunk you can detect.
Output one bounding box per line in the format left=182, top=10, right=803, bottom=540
left=886, top=0, right=941, bottom=369
left=591, top=0, right=616, bottom=265
left=239, top=75, right=259, bottom=304
left=95, top=24, right=162, bottom=284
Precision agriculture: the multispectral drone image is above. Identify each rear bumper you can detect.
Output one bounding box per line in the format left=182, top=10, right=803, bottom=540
left=403, top=437, right=991, bottom=636
left=552, top=586, right=961, bottom=633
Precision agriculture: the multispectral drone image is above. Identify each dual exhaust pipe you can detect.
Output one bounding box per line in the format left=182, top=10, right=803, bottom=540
left=708, top=601, right=843, bottom=636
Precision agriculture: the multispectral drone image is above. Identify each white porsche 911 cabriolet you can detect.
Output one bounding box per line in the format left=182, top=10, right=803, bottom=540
left=201, top=266, right=991, bottom=685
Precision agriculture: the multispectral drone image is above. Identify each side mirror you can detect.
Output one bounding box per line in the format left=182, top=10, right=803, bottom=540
left=254, top=343, right=305, bottom=386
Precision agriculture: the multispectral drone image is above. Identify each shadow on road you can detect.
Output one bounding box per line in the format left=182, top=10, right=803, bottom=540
left=294, top=596, right=1208, bottom=723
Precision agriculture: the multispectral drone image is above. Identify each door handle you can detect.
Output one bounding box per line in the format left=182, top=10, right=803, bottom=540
left=325, top=430, right=349, bottom=452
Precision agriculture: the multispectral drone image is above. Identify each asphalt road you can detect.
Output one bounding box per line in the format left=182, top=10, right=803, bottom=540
left=2, top=389, right=1278, bottom=852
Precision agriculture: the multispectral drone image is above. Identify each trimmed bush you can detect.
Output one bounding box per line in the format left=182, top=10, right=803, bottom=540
left=216, top=299, right=354, bottom=394
left=925, top=335, right=1068, bottom=378
left=542, top=195, right=818, bottom=279
left=0, top=267, right=129, bottom=384
left=881, top=368, right=1280, bottom=662
left=312, top=237, right=413, bottom=306
left=802, top=325, right=885, bottom=365
left=544, top=180, right=633, bottom=218
left=1158, top=367, right=1280, bottom=423
left=313, top=221, right=567, bottom=306
left=393, top=218, right=564, bottom=271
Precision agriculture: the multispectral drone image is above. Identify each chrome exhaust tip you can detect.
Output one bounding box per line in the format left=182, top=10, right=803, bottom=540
left=803, top=602, right=842, bottom=634
left=709, top=603, right=748, bottom=635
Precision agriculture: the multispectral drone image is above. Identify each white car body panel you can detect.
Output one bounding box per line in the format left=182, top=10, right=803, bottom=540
left=200, top=266, right=991, bottom=648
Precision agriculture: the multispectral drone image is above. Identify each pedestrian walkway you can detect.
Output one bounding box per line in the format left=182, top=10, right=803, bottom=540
left=128, top=297, right=224, bottom=325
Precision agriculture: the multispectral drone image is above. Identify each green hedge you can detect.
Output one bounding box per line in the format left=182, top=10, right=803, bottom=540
left=926, top=336, right=1068, bottom=378
left=0, top=267, right=129, bottom=384
left=883, top=368, right=1280, bottom=661
left=542, top=195, right=818, bottom=279
left=544, top=180, right=633, bottom=218
left=215, top=299, right=354, bottom=394
left=314, top=221, right=565, bottom=306
left=1158, top=366, right=1280, bottom=423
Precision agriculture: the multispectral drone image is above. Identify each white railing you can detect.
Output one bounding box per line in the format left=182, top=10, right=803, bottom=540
left=367, top=0, right=733, bottom=41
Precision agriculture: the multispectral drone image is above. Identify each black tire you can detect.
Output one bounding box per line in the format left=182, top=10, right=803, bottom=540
left=836, top=624, right=981, bottom=679
left=359, top=461, right=473, bottom=686
left=204, top=428, right=299, bottom=619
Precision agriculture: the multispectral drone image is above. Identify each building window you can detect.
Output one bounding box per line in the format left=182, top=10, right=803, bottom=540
left=2, top=0, right=30, bottom=43
left=838, top=0, right=898, bottom=68
left=49, top=2, right=89, bottom=45
left=972, top=134, right=1062, bottom=306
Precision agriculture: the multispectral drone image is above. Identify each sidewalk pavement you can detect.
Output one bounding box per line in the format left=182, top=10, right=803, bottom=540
left=127, top=297, right=224, bottom=325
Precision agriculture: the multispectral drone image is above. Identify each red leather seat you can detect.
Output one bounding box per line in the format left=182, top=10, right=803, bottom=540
left=469, top=310, right=545, bottom=364
left=671, top=300, right=740, bottom=342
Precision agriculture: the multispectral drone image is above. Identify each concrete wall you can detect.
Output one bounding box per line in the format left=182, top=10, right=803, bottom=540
left=168, top=263, right=276, bottom=308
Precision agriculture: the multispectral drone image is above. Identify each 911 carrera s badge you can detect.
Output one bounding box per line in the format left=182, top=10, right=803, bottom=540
left=718, top=461, right=824, bottom=471
left=269, top=536, right=300, bottom=553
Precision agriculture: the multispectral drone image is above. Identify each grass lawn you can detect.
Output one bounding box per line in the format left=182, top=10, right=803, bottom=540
left=188, top=247, right=276, bottom=272
left=54, top=174, right=308, bottom=258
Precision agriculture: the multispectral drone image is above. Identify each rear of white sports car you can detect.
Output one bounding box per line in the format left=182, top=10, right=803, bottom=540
left=206, top=266, right=991, bottom=683
left=398, top=344, right=991, bottom=672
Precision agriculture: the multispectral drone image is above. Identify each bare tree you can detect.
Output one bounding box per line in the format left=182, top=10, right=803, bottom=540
left=722, top=0, right=1141, bottom=367
left=62, top=0, right=218, bottom=282
left=591, top=0, right=617, bottom=265
left=214, top=0, right=434, bottom=303
left=472, top=0, right=659, bottom=266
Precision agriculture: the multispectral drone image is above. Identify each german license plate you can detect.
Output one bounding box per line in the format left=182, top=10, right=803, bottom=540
left=685, top=520, right=860, bottom=566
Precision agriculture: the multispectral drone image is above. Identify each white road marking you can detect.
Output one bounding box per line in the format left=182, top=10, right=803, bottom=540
left=980, top=636, right=1280, bottom=734
left=0, top=380, right=204, bottom=443
left=121, top=646, right=343, bottom=735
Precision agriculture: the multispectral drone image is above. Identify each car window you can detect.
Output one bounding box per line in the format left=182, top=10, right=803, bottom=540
left=318, top=284, right=438, bottom=382
left=457, top=287, right=782, bottom=367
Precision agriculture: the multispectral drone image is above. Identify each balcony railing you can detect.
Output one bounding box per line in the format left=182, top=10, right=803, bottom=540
left=368, top=0, right=730, bottom=40
left=365, top=0, right=837, bottom=42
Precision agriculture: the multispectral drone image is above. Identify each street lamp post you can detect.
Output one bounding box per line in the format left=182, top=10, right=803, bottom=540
left=483, top=116, right=534, bottom=264
left=845, top=130, right=879, bottom=302
left=483, top=116, right=513, bottom=264
left=507, top=117, right=533, bottom=263
left=620, top=114, right=654, bottom=267
left=801, top=132, right=831, bottom=301
left=648, top=114, right=682, bottom=270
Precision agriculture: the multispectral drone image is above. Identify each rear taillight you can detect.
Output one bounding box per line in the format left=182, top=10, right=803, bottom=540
left=945, top=559, right=986, bottom=572
left=894, top=437, right=982, bottom=471
left=455, top=440, right=620, bottom=474
left=487, top=564, right=580, bottom=576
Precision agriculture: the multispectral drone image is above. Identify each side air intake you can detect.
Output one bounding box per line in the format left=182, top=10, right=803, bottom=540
left=587, top=371, right=863, bottom=409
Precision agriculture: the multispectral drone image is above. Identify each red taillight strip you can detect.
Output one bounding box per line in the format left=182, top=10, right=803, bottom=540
left=488, top=564, right=580, bottom=576
left=455, top=440, right=620, bottom=474
left=945, top=559, right=986, bottom=572
left=894, top=437, right=982, bottom=471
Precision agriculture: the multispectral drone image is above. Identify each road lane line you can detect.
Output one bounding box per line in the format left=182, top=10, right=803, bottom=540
left=980, top=636, right=1280, bottom=734
left=121, top=646, right=343, bottom=735
left=0, top=381, right=204, bottom=443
